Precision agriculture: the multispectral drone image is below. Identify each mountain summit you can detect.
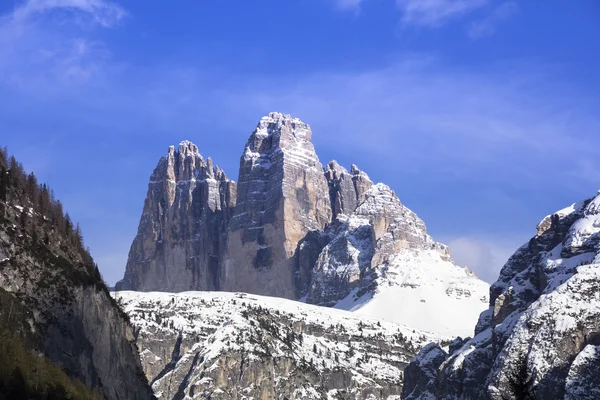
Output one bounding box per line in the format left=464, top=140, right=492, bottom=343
left=116, top=112, right=488, bottom=337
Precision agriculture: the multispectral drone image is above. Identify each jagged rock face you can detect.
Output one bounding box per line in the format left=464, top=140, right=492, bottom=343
left=0, top=203, right=154, bottom=400
left=307, top=214, right=375, bottom=306
left=306, top=184, right=486, bottom=338
left=325, top=161, right=373, bottom=220
left=117, top=291, right=443, bottom=400
left=117, top=113, right=488, bottom=335
left=403, top=190, right=600, bottom=400
left=401, top=344, right=448, bottom=400
left=308, top=183, right=445, bottom=307
left=223, top=112, right=331, bottom=299
left=118, top=141, right=236, bottom=292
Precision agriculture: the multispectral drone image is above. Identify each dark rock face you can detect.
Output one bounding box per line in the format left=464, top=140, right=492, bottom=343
left=325, top=161, right=373, bottom=220
left=117, top=141, right=236, bottom=292
left=223, top=112, right=331, bottom=299
left=306, top=215, right=375, bottom=306
left=404, top=191, right=600, bottom=400
left=0, top=189, right=154, bottom=400
left=402, top=344, right=448, bottom=400
left=307, top=183, right=454, bottom=308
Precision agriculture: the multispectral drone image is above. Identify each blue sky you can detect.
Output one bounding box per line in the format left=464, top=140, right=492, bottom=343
left=1, top=0, right=599, bottom=284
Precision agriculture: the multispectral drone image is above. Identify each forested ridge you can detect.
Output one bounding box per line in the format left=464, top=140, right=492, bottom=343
left=0, top=146, right=113, bottom=400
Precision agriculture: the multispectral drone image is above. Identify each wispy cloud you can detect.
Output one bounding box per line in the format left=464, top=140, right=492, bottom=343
left=8, top=0, right=126, bottom=28
left=2, top=1, right=598, bottom=284
left=332, top=0, right=514, bottom=38
left=396, top=0, right=488, bottom=27
left=467, top=1, right=518, bottom=39
left=0, top=0, right=124, bottom=90
left=445, top=236, right=524, bottom=283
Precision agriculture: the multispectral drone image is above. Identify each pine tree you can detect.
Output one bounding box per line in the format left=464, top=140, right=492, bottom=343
left=0, top=146, right=8, bottom=169
left=6, top=367, right=29, bottom=399
left=509, top=356, right=534, bottom=400
left=19, top=208, right=28, bottom=230
left=0, top=167, right=7, bottom=202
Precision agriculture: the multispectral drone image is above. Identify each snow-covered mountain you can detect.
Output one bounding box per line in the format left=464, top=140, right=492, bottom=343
left=310, top=183, right=489, bottom=338
left=116, top=290, right=447, bottom=400
left=116, top=112, right=489, bottom=338
left=403, top=190, right=600, bottom=400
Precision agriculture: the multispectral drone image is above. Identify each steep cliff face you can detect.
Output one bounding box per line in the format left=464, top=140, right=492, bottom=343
left=223, top=112, right=331, bottom=299
left=325, top=161, right=373, bottom=220
left=117, top=141, right=236, bottom=292
left=403, top=190, right=600, bottom=400
left=0, top=154, right=154, bottom=400
left=115, top=113, right=488, bottom=338
left=117, top=290, right=445, bottom=400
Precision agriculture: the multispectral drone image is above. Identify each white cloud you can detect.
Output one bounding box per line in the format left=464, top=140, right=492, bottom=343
left=9, top=0, right=126, bottom=28
left=467, top=1, right=518, bottom=39
left=396, top=0, right=488, bottom=27
left=446, top=236, right=524, bottom=283
left=0, top=0, right=124, bottom=89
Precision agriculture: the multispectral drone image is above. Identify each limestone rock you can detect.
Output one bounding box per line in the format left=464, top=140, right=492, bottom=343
left=117, top=141, right=236, bottom=292
left=0, top=184, right=154, bottom=400
left=116, top=290, right=443, bottom=400
left=401, top=343, right=448, bottom=400
left=223, top=112, right=331, bottom=299
left=325, top=161, right=373, bottom=220
left=406, top=190, right=600, bottom=399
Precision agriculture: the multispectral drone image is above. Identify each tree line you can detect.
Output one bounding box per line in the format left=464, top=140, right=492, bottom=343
left=0, top=146, right=93, bottom=266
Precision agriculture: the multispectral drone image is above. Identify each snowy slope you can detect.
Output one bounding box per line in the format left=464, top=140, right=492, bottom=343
left=403, top=189, right=600, bottom=400
left=308, top=183, right=489, bottom=338
left=334, top=248, right=489, bottom=338
left=116, top=290, right=447, bottom=400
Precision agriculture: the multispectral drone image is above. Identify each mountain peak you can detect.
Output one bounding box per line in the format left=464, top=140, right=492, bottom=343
left=252, top=112, right=312, bottom=142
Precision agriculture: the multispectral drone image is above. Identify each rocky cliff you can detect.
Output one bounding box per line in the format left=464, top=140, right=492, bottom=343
left=223, top=112, right=331, bottom=299
left=403, top=190, right=600, bottom=400
left=116, top=290, right=446, bottom=400
left=118, top=141, right=236, bottom=292
left=0, top=152, right=154, bottom=399
left=310, top=183, right=489, bottom=337
left=117, top=113, right=488, bottom=337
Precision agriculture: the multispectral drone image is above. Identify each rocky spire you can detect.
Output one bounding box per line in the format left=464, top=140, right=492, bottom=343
left=116, top=141, right=236, bottom=292
left=222, top=112, right=332, bottom=299
left=325, top=161, right=373, bottom=220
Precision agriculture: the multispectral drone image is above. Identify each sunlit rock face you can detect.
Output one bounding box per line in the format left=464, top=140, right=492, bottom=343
left=222, top=112, right=332, bottom=299
left=117, top=113, right=489, bottom=339
left=117, top=141, right=236, bottom=292
left=116, top=290, right=443, bottom=400
left=403, top=190, right=600, bottom=400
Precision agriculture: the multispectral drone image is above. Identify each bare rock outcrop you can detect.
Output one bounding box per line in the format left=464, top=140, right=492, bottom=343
left=117, top=141, right=236, bottom=292
left=325, top=161, right=373, bottom=220
left=223, top=112, right=331, bottom=299
left=403, top=190, right=600, bottom=400
left=116, top=290, right=441, bottom=400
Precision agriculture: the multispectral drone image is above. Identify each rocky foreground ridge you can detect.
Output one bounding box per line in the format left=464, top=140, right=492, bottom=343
left=403, top=190, right=600, bottom=400
left=117, top=112, right=488, bottom=337
left=116, top=290, right=447, bottom=400
left=0, top=150, right=154, bottom=399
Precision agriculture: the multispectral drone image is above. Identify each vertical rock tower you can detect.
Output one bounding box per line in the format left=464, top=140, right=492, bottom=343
left=222, top=112, right=331, bottom=299
left=117, top=141, right=236, bottom=292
